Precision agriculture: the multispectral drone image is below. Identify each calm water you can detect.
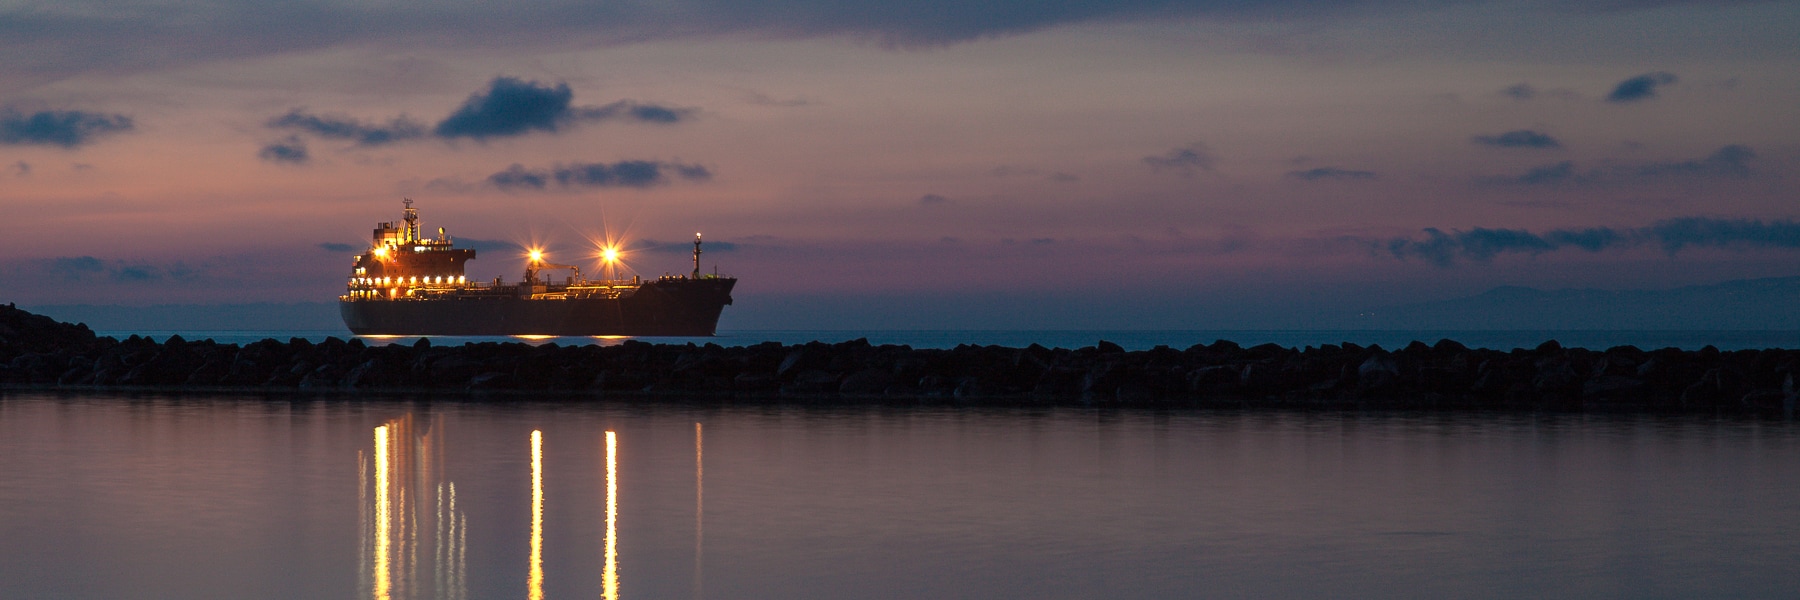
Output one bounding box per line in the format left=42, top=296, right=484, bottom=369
left=3, top=393, right=1799, bottom=599
left=94, top=329, right=1800, bottom=351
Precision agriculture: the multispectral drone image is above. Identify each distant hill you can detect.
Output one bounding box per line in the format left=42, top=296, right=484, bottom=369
left=20, top=302, right=342, bottom=332
left=1348, top=277, right=1800, bottom=330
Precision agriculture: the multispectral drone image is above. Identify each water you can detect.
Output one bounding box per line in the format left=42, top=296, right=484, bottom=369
left=3, top=393, right=1798, bottom=599
left=93, top=329, right=1800, bottom=351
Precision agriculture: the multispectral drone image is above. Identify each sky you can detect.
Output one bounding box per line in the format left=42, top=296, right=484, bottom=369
left=1, top=0, right=1797, bottom=328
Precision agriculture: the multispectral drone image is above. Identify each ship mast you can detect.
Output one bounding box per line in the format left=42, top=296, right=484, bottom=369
left=402, top=198, right=419, bottom=242
left=692, top=233, right=702, bottom=279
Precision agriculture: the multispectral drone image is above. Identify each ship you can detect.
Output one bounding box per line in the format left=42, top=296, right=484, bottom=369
left=339, top=200, right=736, bottom=336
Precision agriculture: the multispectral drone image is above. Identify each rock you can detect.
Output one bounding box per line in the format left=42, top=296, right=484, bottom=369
left=1357, top=354, right=1400, bottom=391
left=467, top=371, right=513, bottom=390
left=1582, top=375, right=1645, bottom=399
left=840, top=369, right=895, bottom=395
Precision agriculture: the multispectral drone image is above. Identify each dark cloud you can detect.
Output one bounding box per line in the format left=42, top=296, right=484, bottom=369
left=113, top=265, right=160, bottom=282
left=258, top=136, right=309, bottom=164
left=1507, top=161, right=1576, bottom=184
left=1606, top=72, right=1676, bottom=103
left=638, top=239, right=739, bottom=253
left=9, top=161, right=27, bottom=176
left=1631, top=144, right=1753, bottom=178
left=1287, top=167, right=1376, bottom=181
left=432, top=78, right=691, bottom=141
left=577, top=101, right=693, bottom=124
left=34, top=256, right=195, bottom=283
left=1383, top=217, right=1800, bottom=266
left=1482, top=145, right=1753, bottom=186
left=487, top=164, right=549, bottom=189
left=1143, top=142, right=1215, bottom=174
left=267, top=109, right=425, bottom=146
left=1646, top=217, right=1800, bottom=254
left=318, top=242, right=357, bottom=253
left=434, top=78, right=577, bottom=140
left=1, top=2, right=1767, bottom=86
left=1499, top=83, right=1536, bottom=100
left=554, top=161, right=667, bottom=187
left=0, top=109, right=133, bottom=148
left=51, top=256, right=105, bottom=274
left=919, top=193, right=949, bottom=205
left=487, top=160, right=712, bottom=190
left=1472, top=129, right=1561, bottom=149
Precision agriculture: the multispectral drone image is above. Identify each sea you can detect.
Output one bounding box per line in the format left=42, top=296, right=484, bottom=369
left=12, top=328, right=1800, bottom=598
left=2, top=394, right=1796, bottom=599
left=93, top=328, right=1800, bottom=351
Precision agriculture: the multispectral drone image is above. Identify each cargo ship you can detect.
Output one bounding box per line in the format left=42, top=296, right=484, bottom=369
left=339, top=200, right=735, bottom=336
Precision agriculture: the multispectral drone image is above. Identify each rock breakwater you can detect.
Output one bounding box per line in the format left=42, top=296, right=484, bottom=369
left=3, top=304, right=1797, bottom=413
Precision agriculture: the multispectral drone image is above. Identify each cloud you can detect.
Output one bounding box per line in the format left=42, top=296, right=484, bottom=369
left=487, top=160, right=712, bottom=190
left=318, top=242, right=357, bottom=253
left=1482, top=145, right=1753, bottom=186
left=434, top=78, right=577, bottom=140
left=1631, top=144, right=1753, bottom=178
left=433, top=77, right=691, bottom=141
left=0, top=109, right=133, bottom=148
left=1286, top=167, right=1376, bottom=181
left=267, top=109, right=426, bottom=146
left=637, top=239, right=740, bottom=253
left=258, top=136, right=309, bottom=164
left=1646, top=217, right=1800, bottom=254
left=1499, top=83, right=1536, bottom=100
left=29, top=256, right=198, bottom=283
left=1382, top=217, right=1800, bottom=266
left=4, top=1, right=1771, bottom=87
left=9, top=161, right=27, bottom=176
left=919, top=193, right=949, bottom=205
left=51, top=256, right=105, bottom=275
left=1607, top=72, right=1677, bottom=103
left=1143, top=142, right=1215, bottom=174
left=1472, top=129, right=1561, bottom=149
left=577, top=101, right=693, bottom=124
left=487, top=164, right=549, bottom=189
left=1506, top=161, right=1576, bottom=185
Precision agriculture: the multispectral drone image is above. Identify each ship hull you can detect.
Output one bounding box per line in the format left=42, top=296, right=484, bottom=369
left=340, top=278, right=735, bottom=336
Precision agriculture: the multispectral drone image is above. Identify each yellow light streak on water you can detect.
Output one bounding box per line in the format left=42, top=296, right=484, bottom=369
left=604, top=430, right=619, bottom=600
left=529, top=430, right=544, bottom=600
left=695, top=423, right=703, bottom=600
left=374, top=425, right=391, bottom=600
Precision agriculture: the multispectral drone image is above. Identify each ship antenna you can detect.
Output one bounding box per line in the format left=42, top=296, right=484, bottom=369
left=693, top=233, right=703, bottom=279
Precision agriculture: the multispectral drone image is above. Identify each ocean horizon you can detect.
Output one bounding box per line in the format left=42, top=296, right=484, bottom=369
left=89, top=328, right=1800, bottom=352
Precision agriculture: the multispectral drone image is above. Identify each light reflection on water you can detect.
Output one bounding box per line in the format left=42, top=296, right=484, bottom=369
left=3, top=394, right=1800, bottom=599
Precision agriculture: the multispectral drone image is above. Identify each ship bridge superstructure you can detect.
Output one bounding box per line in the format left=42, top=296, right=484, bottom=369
left=345, top=199, right=477, bottom=299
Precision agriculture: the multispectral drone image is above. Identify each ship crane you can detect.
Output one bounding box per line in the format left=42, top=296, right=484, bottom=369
left=524, top=250, right=582, bottom=284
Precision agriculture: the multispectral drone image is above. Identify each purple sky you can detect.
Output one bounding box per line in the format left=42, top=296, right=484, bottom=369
left=1, top=0, right=1796, bottom=327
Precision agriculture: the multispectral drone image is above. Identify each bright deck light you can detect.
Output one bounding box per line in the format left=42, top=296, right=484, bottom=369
left=601, top=247, right=619, bottom=262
